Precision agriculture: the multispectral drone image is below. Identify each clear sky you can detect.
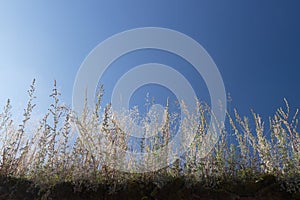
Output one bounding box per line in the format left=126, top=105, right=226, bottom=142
left=0, top=1, right=300, bottom=122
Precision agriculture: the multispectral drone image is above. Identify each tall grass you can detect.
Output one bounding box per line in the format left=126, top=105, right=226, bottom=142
left=0, top=80, right=299, bottom=194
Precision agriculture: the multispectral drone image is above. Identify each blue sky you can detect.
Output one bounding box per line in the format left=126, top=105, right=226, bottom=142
left=0, top=1, right=299, bottom=122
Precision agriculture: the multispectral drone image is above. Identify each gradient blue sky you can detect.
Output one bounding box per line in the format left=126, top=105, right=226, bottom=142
left=0, top=1, right=299, bottom=121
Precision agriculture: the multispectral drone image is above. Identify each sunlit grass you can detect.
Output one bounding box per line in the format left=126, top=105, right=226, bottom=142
left=0, top=80, right=299, bottom=199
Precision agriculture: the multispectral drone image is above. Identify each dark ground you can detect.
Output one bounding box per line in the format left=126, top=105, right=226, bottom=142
left=0, top=176, right=299, bottom=200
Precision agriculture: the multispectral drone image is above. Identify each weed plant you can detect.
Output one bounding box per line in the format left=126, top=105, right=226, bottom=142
left=0, top=80, right=299, bottom=198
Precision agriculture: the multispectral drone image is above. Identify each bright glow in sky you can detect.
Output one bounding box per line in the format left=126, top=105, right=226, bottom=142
left=0, top=1, right=300, bottom=121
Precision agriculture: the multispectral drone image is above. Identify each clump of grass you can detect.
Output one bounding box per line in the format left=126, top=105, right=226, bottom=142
left=0, top=80, right=299, bottom=198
